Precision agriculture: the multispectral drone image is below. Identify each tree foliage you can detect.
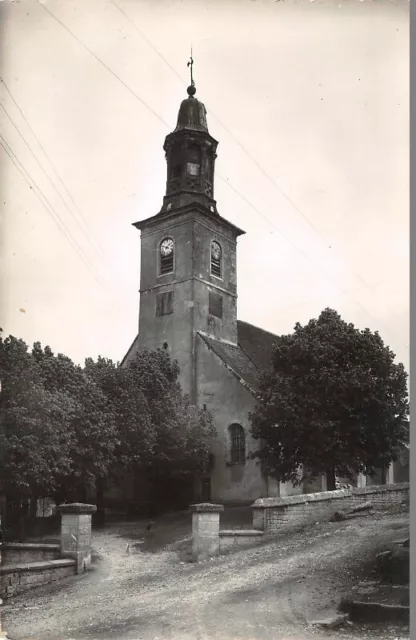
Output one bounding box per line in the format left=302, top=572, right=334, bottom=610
left=0, top=331, right=215, bottom=516
left=85, top=350, right=216, bottom=483
left=250, top=308, right=409, bottom=489
left=0, top=335, right=74, bottom=500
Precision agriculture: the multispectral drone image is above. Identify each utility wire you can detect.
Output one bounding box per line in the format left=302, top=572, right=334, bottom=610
left=0, top=77, right=106, bottom=260
left=37, top=2, right=407, bottom=350
left=0, top=100, right=107, bottom=265
left=1, top=77, right=141, bottom=312
left=40, top=4, right=170, bottom=131
left=0, top=135, right=109, bottom=289
left=111, top=0, right=369, bottom=289
left=216, top=173, right=406, bottom=345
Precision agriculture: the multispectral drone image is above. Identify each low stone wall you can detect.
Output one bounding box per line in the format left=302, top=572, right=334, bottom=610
left=2, top=543, right=60, bottom=565
left=252, top=483, right=409, bottom=534
left=352, top=483, right=410, bottom=507
left=1, top=502, right=97, bottom=599
left=0, top=559, right=76, bottom=598
left=219, top=529, right=264, bottom=553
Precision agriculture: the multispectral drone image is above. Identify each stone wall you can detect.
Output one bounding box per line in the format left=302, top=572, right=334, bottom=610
left=1, top=502, right=96, bottom=599
left=2, top=543, right=60, bottom=565
left=0, top=559, right=76, bottom=598
left=252, top=483, right=409, bottom=534
left=219, top=529, right=264, bottom=553
left=352, top=483, right=410, bottom=506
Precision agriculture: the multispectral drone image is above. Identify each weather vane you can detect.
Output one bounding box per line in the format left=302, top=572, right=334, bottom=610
left=187, top=48, right=194, bottom=88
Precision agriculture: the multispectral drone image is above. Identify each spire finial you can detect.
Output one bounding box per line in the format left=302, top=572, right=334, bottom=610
left=187, top=48, right=196, bottom=96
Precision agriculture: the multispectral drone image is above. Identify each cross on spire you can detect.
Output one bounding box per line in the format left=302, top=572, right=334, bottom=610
left=187, top=49, right=194, bottom=88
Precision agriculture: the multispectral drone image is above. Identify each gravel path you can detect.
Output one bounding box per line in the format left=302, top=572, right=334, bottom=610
left=3, top=510, right=409, bottom=640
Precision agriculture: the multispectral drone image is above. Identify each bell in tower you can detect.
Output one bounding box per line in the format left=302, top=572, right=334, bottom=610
left=161, top=61, right=218, bottom=215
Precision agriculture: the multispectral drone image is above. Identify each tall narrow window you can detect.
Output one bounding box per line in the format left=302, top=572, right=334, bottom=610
left=208, top=291, right=223, bottom=319
left=170, top=145, right=182, bottom=180
left=156, top=291, right=174, bottom=316
left=211, top=241, right=222, bottom=278
left=159, top=238, right=174, bottom=275
left=229, top=424, right=246, bottom=465
left=186, top=144, right=201, bottom=176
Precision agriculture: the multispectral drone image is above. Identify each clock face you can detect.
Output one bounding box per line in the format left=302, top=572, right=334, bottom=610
left=160, top=238, right=174, bottom=256
left=211, top=241, right=221, bottom=260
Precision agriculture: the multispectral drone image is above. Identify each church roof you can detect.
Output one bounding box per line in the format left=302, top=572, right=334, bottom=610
left=199, top=321, right=277, bottom=395
left=120, top=320, right=277, bottom=393
left=174, top=95, right=208, bottom=133
left=237, top=320, right=278, bottom=373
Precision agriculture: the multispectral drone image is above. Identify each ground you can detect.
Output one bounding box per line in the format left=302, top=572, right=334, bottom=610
left=3, top=508, right=409, bottom=640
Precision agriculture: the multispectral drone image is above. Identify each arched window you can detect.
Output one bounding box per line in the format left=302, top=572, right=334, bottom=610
left=229, top=424, right=246, bottom=465
left=159, top=237, right=174, bottom=275
left=210, top=240, right=222, bottom=278
left=186, top=144, right=201, bottom=176
left=170, top=144, right=182, bottom=180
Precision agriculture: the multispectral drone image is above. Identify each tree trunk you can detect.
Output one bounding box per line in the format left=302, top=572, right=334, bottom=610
left=326, top=467, right=336, bottom=491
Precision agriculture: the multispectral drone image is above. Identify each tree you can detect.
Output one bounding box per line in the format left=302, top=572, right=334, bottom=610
left=0, top=334, right=74, bottom=537
left=0, top=330, right=216, bottom=533
left=32, top=344, right=117, bottom=503
left=85, top=349, right=216, bottom=510
left=250, top=308, right=409, bottom=490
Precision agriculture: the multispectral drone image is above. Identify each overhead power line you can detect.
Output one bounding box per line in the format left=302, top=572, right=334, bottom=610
left=110, top=0, right=368, bottom=289
left=0, top=99, right=106, bottom=263
left=36, top=2, right=407, bottom=350
left=0, top=134, right=109, bottom=289
left=0, top=77, right=106, bottom=261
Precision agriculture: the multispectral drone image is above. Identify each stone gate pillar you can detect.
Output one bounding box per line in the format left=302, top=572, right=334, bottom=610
left=190, top=503, right=224, bottom=563
left=59, top=503, right=96, bottom=574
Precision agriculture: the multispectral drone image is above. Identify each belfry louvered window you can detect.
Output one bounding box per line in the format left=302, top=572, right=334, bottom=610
left=210, top=240, right=222, bottom=278
left=229, top=424, right=246, bottom=465
left=186, top=144, right=201, bottom=176
left=159, top=238, right=174, bottom=275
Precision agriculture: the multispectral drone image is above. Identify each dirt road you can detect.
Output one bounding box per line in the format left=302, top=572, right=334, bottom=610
left=3, top=510, right=409, bottom=640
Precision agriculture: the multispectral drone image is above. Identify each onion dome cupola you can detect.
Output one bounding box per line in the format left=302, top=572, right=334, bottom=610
left=161, top=58, right=218, bottom=214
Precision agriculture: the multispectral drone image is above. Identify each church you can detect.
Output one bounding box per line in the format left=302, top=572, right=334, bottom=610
left=121, top=80, right=293, bottom=504
left=122, top=80, right=408, bottom=504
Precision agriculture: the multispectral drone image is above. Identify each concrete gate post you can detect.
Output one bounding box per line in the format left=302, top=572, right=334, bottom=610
left=190, top=503, right=224, bottom=563
left=59, top=503, right=97, bottom=574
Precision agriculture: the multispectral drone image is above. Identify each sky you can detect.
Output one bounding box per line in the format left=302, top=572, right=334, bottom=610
left=0, top=0, right=409, bottom=372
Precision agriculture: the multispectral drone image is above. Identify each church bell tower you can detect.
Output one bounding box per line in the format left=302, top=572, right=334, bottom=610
left=133, top=64, right=245, bottom=399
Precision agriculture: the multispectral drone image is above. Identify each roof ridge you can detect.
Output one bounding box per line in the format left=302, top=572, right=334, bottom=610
left=237, top=340, right=261, bottom=372
left=237, top=319, right=279, bottom=340
left=197, top=332, right=258, bottom=397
